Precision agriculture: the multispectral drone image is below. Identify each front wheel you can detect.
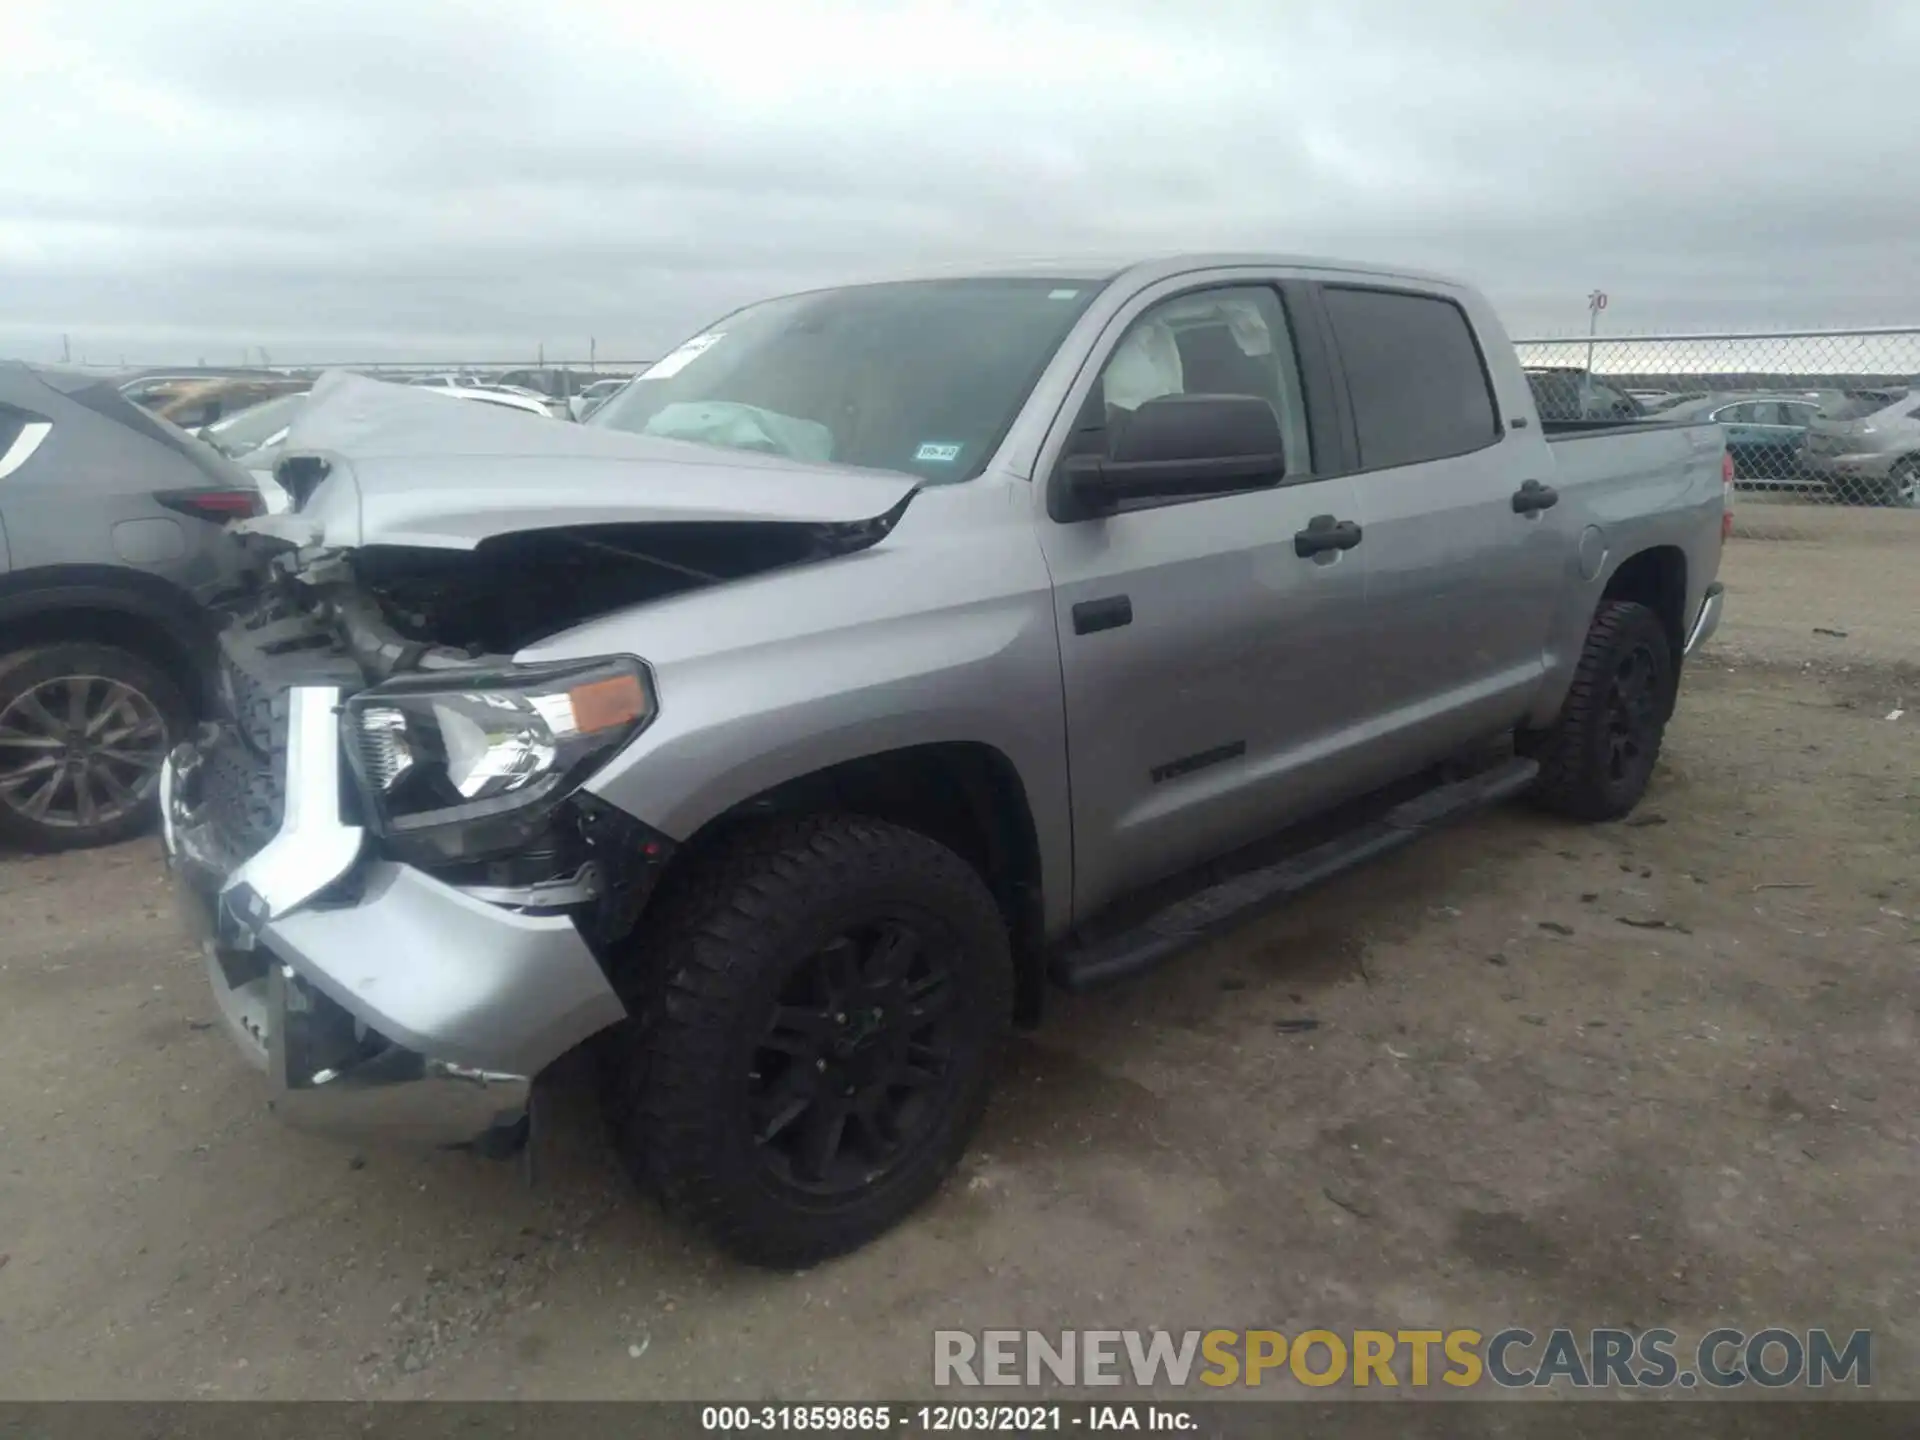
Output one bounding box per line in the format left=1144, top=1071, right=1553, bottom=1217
left=602, top=814, right=1014, bottom=1268
left=1520, top=600, right=1675, bottom=823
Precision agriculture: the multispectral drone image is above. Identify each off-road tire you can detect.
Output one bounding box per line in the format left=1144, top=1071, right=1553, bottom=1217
left=601, top=814, right=1014, bottom=1268
left=1521, top=600, right=1675, bottom=823
left=0, top=644, right=191, bottom=852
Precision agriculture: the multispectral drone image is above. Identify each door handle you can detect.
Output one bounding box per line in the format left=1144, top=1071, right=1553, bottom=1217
left=1293, top=514, right=1363, bottom=558
left=1512, top=479, right=1559, bottom=514
left=1072, top=595, right=1133, bottom=635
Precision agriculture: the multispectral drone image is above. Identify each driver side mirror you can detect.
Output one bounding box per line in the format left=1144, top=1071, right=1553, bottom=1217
left=1061, top=393, right=1286, bottom=516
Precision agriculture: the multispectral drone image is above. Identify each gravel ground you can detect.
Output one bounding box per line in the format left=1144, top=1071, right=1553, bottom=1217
left=1, top=532, right=1916, bottom=1401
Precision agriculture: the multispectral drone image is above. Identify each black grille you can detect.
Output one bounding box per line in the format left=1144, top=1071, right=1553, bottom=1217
left=198, top=630, right=308, bottom=862
left=197, top=597, right=368, bottom=864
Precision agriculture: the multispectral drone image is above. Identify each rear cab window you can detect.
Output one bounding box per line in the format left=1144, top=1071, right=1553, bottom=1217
left=1321, top=286, right=1501, bottom=468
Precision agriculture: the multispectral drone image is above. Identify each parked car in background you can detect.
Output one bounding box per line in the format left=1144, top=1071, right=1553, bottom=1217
left=119, top=369, right=282, bottom=407
left=491, top=367, right=605, bottom=411
left=0, top=363, right=265, bottom=850
left=1624, top=388, right=1706, bottom=413
left=1801, top=387, right=1920, bottom=506
left=166, top=256, right=1728, bottom=1265
left=135, top=375, right=307, bottom=430
left=404, top=372, right=489, bottom=390
left=1654, top=393, right=1823, bottom=487
left=1524, top=367, right=1648, bottom=422
left=430, top=385, right=559, bottom=420
left=569, top=376, right=629, bottom=420
left=490, top=367, right=570, bottom=398
left=409, top=374, right=568, bottom=417
left=197, top=388, right=312, bottom=464
left=477, top=384, right=570, bottom=418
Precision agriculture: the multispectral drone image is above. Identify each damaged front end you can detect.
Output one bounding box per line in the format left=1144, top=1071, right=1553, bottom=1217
left=162, top=560, right=677, bottom=1155
left=212, top=490, right=913, bottom=900
left=161, top=372, right=920, bottom=1153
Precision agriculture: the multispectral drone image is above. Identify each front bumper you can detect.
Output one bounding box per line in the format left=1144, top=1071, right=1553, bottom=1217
left=161, top=684, right=626, bottom=1152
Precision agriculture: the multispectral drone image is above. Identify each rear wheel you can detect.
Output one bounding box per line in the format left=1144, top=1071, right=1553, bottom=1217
left=0, top=644, right=189, bottom=851
left=601, top=814, right=1013, bottom=1268
left=1521, top=601, right=1675, bottom=823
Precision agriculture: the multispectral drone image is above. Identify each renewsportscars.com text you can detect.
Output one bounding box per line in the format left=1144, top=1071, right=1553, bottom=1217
left=933, top=1327, right=1871, bottom=1390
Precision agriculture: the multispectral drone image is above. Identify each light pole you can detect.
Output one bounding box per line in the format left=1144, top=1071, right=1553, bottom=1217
left=1583, top=289, right=1608, bottom=415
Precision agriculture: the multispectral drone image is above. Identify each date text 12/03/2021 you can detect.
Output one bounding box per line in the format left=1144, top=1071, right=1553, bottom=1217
left=700, top=1405, right=1196, bottom=1431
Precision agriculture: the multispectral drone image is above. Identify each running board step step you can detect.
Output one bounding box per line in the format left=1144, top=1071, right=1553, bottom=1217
left=1051, top=756, right=1540, bottom=993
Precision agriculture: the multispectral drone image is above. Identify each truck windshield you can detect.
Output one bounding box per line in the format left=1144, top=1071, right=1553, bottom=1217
left=589, top=277, right=1104, bottom=482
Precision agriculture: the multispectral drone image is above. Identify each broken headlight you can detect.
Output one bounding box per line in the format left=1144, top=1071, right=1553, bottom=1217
left=341, top=656, right=656, bottom=863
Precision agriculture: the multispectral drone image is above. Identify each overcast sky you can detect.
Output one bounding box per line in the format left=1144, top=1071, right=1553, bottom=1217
left=3, top=0, right=1915, bottom=366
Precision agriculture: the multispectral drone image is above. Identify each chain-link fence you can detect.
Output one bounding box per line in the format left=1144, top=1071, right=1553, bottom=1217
left=1514, top=328, right=1920, bottom=514
left=1516, top=329, right=1920, bottom=670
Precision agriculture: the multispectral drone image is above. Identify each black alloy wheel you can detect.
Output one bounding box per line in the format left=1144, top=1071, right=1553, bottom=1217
left=1601, top=642, right=1662, bottom=792
left=1522, top=599, right=1675, bottom=823
left=601, top=814, right=1014, bottom=1268
left=750, top=918, right=962, bottom=1196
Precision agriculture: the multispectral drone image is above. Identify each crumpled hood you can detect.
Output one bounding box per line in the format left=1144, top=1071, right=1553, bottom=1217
left=247, top=370, right=919, bottom=550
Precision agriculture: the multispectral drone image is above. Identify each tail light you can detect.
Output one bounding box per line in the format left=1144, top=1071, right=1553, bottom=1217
left=155, top=487, right=265, bottom=524
left=1720, top=451, right=1735, bottom=541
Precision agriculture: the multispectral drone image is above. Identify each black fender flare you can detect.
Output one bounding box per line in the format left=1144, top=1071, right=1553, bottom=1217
left=0, top=566, right=218, bottom=701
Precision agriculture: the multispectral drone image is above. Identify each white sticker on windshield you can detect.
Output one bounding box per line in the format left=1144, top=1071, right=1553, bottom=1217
left=1048, top=288, right=1080, bottom=300
left=915, top=441, right=963, bottom=463
left=640, top=332, right=725, bottom=380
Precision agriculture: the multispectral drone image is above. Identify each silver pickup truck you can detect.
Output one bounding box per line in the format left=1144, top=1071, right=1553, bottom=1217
left=162, top=254, right=1728, bottom=1267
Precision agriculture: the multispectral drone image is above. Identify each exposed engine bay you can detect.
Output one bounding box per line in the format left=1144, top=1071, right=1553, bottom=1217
left=232, top=508, right=906, bottom=683
left=207, top=518, right=885, bottom=940
left=223, top=370, right=922, bottom=678
left=199, top=372, right=923, bottom=931
left=353, top=520, right=867, bottom=658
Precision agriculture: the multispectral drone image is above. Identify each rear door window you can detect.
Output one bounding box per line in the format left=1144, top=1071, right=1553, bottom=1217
left=1323, top=287, right=1500, bottom=469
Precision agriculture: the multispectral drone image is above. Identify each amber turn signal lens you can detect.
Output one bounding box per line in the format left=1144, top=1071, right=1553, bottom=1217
left=569, top=673, right=650, bottom=733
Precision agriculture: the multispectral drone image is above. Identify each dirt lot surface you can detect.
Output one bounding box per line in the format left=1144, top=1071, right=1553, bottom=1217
left=1725, top=498, right=1920, bottom=667
left=2, top=524, right=1917, bottom=1401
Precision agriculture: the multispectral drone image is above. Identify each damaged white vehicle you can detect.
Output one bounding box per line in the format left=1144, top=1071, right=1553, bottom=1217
left=163, top=258, right=1727, bottom=1266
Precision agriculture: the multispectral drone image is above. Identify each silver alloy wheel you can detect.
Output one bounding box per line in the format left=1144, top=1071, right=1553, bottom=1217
left=1894, top=462, right=1917, bottom=506
left=0, top=673, right=170, bottom=831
